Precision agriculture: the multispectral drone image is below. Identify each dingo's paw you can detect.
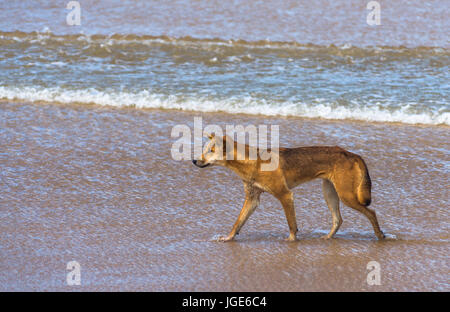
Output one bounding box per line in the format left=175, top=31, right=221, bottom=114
left=284, top=235, right=297, bottom=242
left=376, top=232, right=386, bottom=240
left=217, top=235, right=234, bottom=242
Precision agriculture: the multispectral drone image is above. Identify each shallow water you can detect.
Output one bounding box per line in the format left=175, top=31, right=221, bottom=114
left=0, top=101, right=448, bottom=291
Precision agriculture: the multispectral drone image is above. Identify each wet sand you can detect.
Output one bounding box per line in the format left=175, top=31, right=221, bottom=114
left=0, top=101, right=448, bottom=291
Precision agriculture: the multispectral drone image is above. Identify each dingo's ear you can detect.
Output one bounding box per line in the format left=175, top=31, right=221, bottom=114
left=204, top=132, right=215, bottom=140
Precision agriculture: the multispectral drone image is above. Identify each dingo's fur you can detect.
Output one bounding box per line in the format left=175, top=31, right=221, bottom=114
left=192, top=134, right=385, bottom=241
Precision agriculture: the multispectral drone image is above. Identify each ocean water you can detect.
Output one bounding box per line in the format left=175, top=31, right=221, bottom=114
left=0, top=0, right=448, bottom=125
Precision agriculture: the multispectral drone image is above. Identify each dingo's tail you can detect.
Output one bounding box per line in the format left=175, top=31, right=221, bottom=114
left=355, top=157, right=372, bottom=206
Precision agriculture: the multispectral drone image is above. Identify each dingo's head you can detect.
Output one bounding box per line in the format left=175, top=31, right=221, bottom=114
left=192, top=133, right=231, bottom=168
left=192, top=132, right=279, bottom=171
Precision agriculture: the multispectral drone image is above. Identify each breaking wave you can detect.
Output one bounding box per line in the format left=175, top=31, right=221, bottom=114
left=0, top=31, right=449, bottom=61
left=1, top=86, right=448, bottom=125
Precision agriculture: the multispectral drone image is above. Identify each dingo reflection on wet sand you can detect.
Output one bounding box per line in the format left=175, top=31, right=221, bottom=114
left=193, top=133, right=384, bottom=242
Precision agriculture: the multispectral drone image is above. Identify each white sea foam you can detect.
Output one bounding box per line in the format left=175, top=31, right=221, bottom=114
left=0, top=86, right=448, bottom=126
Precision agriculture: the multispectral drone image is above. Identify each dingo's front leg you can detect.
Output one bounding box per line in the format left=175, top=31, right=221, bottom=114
left=218, top=184, right=261, bottom=242
left=276, top=191, right=298, bottom=241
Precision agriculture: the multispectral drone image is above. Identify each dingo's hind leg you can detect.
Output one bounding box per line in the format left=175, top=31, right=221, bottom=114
left=321, top=179, right=342, bottom=239
left=333, top=172, right=384, bottom=240
left=339, top=196, right=385, bottom=240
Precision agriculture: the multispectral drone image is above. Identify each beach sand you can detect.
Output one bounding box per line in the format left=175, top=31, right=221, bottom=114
left=0, top=100, right=448, bottom=291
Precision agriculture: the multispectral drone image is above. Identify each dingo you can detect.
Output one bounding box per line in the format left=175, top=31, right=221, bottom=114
left=192, top=134, right=385, bottom=241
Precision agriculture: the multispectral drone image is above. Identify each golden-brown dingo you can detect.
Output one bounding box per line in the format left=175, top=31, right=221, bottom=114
left=192, top=134, right=385, bottom=241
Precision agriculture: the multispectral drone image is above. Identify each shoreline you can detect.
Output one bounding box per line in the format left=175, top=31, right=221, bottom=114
left=1, top=99, right=448, bottom=129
